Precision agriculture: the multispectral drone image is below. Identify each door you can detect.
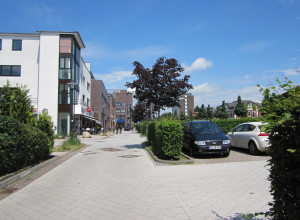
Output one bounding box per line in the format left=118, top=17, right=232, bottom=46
left=61, top=119, right=68, bottom=135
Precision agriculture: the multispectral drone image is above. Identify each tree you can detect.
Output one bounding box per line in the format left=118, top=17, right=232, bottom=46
left=214, top=101, right=228, bottom=119
left=126, top=57, right=193, bottom=118
left=234, top=96, right=248, bottom=118
left=35, top=112, right=54, bottom=150
left=207, top=105, right=213, bottom=119
left=194, top=105, right=200, bottom=113
left=0, top=82, right=34, bottom=124
left=132, top=101, right=151, bottom=123
left=258, top=77, right=300, bottom=219
left=197, top=104, right=207, bottom=119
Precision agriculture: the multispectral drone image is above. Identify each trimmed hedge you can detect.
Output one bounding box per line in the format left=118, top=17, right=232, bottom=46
left=212, top=118, right=262, bottom=134
left=0, top=116, right=50, bottom=176
left=154, top=119, right=183, bottom=160
left=147, top=121, right=156, bottom=146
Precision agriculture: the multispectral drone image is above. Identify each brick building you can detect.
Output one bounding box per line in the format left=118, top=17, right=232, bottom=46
left=91, top=80, right=110, bottom=132
left=172, top=93, right=194, bottom=116
left=113, top=90, right=133, bottom=128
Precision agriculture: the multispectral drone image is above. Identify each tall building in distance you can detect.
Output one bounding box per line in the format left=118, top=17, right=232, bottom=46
left=172, top=93, right=194, bottom=116
left=112, top=90, right=133, bottom=128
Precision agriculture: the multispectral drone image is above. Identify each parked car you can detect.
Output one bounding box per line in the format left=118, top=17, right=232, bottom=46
left=124, top=125, right=133, bottom=131
left=227, top=122, right=270, bottom=155
left=183, top=121, right=231, bottom=157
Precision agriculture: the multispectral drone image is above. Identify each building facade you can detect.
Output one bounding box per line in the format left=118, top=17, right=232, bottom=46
left=112, top=90, right=133, bottom=128
left=226, top=100, right=262, bottom=119
left=0, top=31, right=98, bottom=135
left=91, top=80, right=110, bottom=133
left=172, top=93, right=194, bottom=116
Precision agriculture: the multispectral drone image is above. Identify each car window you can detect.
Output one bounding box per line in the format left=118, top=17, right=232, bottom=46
left=234, top=125, right=245, bottom=132
left=243, top=124, right=256, bottom=132
left=183, top=123, right=191, bottom=133
left=192, top=122, right=221, bottom=133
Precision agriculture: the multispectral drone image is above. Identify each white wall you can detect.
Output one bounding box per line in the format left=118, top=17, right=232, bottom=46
left=38, top=33, right=60, bottom=131
left=0, top=35, right=40, bottom=108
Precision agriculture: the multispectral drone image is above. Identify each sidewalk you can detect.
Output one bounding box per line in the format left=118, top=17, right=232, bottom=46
left=0, top=132, right=272, bottom=219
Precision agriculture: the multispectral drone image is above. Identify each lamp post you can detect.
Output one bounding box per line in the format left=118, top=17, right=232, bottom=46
left=67, top=81, right=77, bottom=136
left=102, top=105, right=107, bottom=135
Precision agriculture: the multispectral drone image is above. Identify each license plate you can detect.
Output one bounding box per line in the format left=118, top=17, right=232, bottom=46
left=209, top=146, right=221, bottom=150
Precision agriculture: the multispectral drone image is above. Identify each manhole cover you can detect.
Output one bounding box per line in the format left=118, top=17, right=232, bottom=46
left=119, top=155, right=142, bottom=158
left=101, top=148, right=122, bottom=152
left=0, top=188, right=18, bottom=194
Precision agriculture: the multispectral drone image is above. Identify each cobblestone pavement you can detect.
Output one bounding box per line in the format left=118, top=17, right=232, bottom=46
left=0, top=131, right=272, bottom=219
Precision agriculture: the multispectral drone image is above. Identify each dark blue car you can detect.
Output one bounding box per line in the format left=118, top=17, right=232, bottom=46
left=183, top=121, right=231, bottom=157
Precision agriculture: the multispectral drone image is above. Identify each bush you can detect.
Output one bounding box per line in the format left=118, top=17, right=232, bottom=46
left=147, top=121, right=156, bottom=146
left=0, top=115, right=50, bottom=176
left=34, top=112, right=54, bottom=152
left=212, top=118, right=261, bottom=134
left=154, top=119, right=183, bottom=160
left=258, top=78, right=300, bottom=219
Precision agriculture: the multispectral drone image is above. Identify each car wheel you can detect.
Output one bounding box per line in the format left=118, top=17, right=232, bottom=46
left=249, top=141, right=259, bottom=155
left=223, top=152, right=230, bottom=157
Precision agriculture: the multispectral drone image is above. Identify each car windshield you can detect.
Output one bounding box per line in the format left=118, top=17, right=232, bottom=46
left=191, top=123, right=221, bottom=134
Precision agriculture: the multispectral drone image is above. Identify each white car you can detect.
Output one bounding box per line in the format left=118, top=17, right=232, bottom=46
left=227, top=122, right=270, bottom=155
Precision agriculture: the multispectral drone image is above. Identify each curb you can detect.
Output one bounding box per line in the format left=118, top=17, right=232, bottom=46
left=143, top=144, right=194, bottom=165
left=0, top=155, right=61, bottom=190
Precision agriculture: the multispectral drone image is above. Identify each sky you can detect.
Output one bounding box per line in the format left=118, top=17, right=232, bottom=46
left=1, top=0, right=300, bottom=108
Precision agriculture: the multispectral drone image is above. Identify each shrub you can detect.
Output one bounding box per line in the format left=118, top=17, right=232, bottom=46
left=147, top=121, right=156, bottom=146
left=154, top=119, right=183, bottom=160
left=34, top=112, right=54, bottom=152
left=258, top=78, right=300, bottom=219
left=0, top=115, right=50, bottom=176
left=212, top=118, right=261, bottom=134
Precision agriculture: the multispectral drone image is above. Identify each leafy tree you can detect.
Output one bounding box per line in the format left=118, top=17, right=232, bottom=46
left=132, top=101, right=151, bottom=123
left=126, top=57, right=193, bottom=118
left=179, top=113, right=186, bottom=121
left=0, top=82, right=34, bottom=124
left=234, top=96, right=248, bottom=118
left=207, top=105, right=213, bottom=119
left=194, top=105, right=200, bottom=113
left=197, top=104, right=207, bottom=119
left=214, top=101, right=228, bottom=119
left=258, top=77, right=300, bottom=219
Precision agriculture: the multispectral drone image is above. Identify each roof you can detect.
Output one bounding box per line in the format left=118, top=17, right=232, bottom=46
left=37, top=31, right=85, bottom=49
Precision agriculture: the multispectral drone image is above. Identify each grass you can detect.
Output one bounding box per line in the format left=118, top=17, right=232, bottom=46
left=55, top=136, right=85, bottom=152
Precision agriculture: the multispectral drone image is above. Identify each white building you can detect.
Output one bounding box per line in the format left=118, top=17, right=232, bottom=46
left=0, top=31, right=98, bottom=135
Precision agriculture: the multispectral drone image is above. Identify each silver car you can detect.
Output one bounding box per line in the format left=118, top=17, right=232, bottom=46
left=227, top=122, right=270, bottom=155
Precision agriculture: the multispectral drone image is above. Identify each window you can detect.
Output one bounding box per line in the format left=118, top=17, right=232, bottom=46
left=87, top=98, right=90, bottom=107
left=12, top=40, right=22, bottom=51
left=58, top=84, right=70, bottom=104
left=87, top=82, right=90, bottom=91
left=82, top=76, right=85, bottom=85
left=0, top=65, right=21, bottom=76
left=121, top=102, right=126, bottom=106
left=116, top=102, right=120, bottom=106
left=60, top=38, right=72, bottom=53
left=0, top=39, right=2, bottom=50
left=82, top=95, right=85, bottom=105
left=59, top=58, right=71, bottom=79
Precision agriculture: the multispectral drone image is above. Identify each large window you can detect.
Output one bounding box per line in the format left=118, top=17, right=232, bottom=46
left=60, top=38, right=72, bottom=53
left=0, top=39, right=2, bottom=50
left=12, top=39, right=22, bottom=51
left=0, top=65, right=21, bottom=76
left=59, top=57, right=71, bottom=79
left=58, top=84, right=70, bottom=104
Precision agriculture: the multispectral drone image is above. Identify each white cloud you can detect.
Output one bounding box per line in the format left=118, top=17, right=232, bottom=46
left=267, top=68, right=300, bottom=76
left=182, top=58, right=213, bottom=73
left=94, top=70, right=133, bottom=82
left=192, top=83, right=219, bottom=93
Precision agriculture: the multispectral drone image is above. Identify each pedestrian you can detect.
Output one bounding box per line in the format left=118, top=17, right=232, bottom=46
left=116, top=125, right=119, bottom=134
left=120, top=125, right=122, bottom=134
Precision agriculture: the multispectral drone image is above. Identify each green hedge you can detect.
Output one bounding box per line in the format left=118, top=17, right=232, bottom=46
left=147, top=121, right=156, bottom=146
left=212, top=118, right=262, bottom=134
left=0, top=116, right=50, bottom=176
left=154, top=119, right=183, bottom=160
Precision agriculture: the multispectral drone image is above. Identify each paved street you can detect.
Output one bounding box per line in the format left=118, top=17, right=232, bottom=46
left=0, top=132, right=272, bottom=219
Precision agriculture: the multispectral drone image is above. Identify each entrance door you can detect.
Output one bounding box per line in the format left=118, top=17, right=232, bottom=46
left=61, top=119, right=68, bottom=135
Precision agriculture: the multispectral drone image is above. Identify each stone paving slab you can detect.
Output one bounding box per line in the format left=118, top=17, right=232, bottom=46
left=0, top=132, right=272, bottom=219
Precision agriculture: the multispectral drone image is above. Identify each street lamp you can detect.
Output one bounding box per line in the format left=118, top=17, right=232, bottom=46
left=67, top=81, right=77, bottom=136
left=102, top=105, right=107, bottom=135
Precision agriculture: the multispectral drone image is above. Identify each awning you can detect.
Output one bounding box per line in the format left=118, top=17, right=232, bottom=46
left=117, top=119, right=125, bottom=123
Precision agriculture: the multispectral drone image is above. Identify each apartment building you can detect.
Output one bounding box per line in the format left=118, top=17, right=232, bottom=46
left=91, top=80, right=110, bottom=132
left=111, top=90, right=133, bottom=128
left=0, top=31, right=98, bottom=135
left=172, top=93, right=194, bottom=116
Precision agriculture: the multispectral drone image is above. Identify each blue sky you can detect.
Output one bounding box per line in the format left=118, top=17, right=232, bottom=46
left=1, top=0, right=299, bottom=107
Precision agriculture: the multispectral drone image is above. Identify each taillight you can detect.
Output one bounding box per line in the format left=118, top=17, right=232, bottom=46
left=258, top=133, right=269, bottom=136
